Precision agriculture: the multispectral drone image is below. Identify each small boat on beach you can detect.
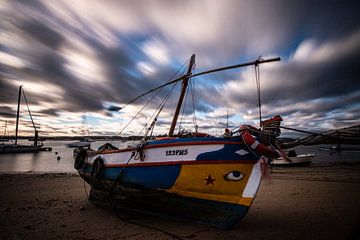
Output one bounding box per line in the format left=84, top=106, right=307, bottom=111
left=271, top=150, right=315, bottom=167
left=74, top=55, right=283, bottom=228
left=0, top=86, right=43, bottom=154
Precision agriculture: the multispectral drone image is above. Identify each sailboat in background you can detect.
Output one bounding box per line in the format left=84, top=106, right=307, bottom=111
left=73, top=55, right=282, bottom=228
left=0, top=86, right=43, bottom=154
left=67, top=115, right=94, bottom=148
left=0, top=120, right=9, bottom=142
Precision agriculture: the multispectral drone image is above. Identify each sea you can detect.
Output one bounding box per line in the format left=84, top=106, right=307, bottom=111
left=0, top=140, right=359, bottom=173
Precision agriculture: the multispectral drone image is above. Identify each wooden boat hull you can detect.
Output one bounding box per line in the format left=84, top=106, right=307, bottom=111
left=76, top=137, right=262, bottom=228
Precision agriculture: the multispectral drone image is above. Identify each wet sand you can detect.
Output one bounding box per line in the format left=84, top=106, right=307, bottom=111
left=1, top=164, right=360, bottom=240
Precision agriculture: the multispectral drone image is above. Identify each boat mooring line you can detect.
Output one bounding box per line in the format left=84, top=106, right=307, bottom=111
left=110, top=207, right=196, bottom=240
left=280, top=126, right=341, bottom=139
left=271, top=176, right=360, bottom=183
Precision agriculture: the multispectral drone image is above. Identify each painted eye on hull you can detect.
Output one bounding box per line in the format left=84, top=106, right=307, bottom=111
left=223, top=171, right=245, bottom=181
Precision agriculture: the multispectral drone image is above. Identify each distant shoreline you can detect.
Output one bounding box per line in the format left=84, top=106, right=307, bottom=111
left=0, top=135, right=144, bottom=141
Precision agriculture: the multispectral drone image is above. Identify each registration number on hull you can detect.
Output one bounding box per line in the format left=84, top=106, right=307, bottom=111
left=165, top=149, right=188, bottom=156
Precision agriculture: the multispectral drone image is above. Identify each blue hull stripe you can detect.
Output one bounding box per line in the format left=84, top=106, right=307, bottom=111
left=82, top=164, right=181, bottom=189
left=196, top=143, right=253, bottom=161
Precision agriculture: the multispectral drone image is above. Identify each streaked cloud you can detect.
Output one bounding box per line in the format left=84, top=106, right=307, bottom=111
left=0, top=0, right=359, bottom=136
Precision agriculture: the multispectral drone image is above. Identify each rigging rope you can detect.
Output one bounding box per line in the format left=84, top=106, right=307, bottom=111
left=108, top=151, right=135, bottom=197
left=178, top=61, right=197, bottom=134
left=115, top=58, right=190, bottom=139
left=137, top=64, right=188, bottom=137
left=22, top=88, right=37, bottom=130
left=138, top=80, right=179, bottom=138
left=178, top=78, right=191, bottom=133
left=115, top=90, right=160, bottom=138
left=120, top=59, right=190, bottom=110
left=190, top=76, right=198, bottom=131
left=279, top=125, right=360, bottom=148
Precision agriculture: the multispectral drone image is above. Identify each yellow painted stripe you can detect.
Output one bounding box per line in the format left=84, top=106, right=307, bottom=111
left=168, top=189, right=254, bottom=206
left=167, top=163, right=258, bottom=206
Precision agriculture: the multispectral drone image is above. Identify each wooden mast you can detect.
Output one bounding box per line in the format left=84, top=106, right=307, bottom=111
left=15, top=85, right=22, bottom=145
left=169, top=54, right=196, bottom=136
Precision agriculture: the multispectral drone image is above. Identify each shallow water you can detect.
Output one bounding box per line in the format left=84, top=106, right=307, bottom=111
left=0, top=140, right=358, bottom=173
left=0, top=140, right=127, bottom=173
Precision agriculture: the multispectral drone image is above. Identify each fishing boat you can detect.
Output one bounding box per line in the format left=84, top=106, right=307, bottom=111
left=270, top=150, right=315, bottom=167
left=0, top=86, right=43, bottom=154
left=74, top=55, right=283, bottom=229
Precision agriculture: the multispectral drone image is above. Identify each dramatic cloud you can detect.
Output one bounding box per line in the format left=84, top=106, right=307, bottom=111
left=0, top=0, right=359, bottom=136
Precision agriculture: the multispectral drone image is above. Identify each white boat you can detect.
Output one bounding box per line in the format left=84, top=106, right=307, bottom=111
left=67, top=137, right=94, bottom=148
left=271, top=151, right=315, bottom=167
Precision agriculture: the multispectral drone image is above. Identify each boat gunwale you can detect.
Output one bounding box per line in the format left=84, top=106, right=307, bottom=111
left=97, top=139, right=245, bottom=155
left=82, top=159, right=258, bottom=168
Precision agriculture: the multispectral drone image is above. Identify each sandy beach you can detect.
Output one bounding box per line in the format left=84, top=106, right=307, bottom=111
left=1, top=164, right=360, bottom=240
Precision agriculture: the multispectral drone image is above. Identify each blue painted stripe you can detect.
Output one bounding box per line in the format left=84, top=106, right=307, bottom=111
left=196, top=143, right=259, bottom=161
left=82, top=164, right=181, bottom=189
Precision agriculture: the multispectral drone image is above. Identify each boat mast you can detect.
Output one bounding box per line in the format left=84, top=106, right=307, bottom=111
left=15, top=85, right=22, bottom=145
left=169, top=54, right=196, bottom=136
left=3, top=120, right=7, bottom=137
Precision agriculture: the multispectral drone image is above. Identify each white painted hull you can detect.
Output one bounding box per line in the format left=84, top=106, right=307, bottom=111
left=271, top=154, right=315, bottom=166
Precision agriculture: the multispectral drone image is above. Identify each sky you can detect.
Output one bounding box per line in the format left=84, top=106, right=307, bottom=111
left=0, top=0, right=359, bottom=137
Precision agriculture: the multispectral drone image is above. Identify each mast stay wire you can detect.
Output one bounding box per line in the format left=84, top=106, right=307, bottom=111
left=178, top=62, right=197, bottom=134
left=190, top=75, right=198, bottom=131
left=178, top=78, right=191, bottom=134
left=114, top=90, right=159, bottom=139
left=120, top=59, right=190, bottom=110
left=137, top=65, right=188, bottom=137
left=138, top=80, right=180, bottom=137
left=115, top=58, right=190, bottom=138
left=22, top=87, right=37, bottom=130
left=141, top=64, right=188, bottom=136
